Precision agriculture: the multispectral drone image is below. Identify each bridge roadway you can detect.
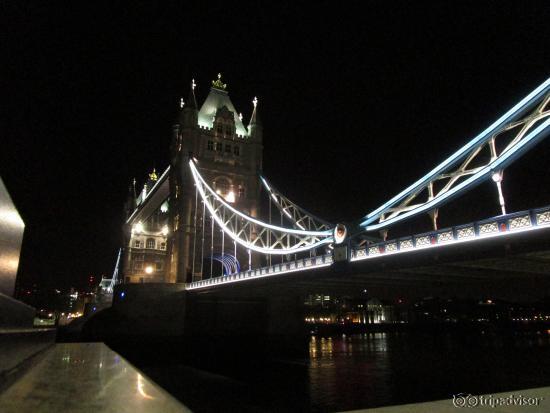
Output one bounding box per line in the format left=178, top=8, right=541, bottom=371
left=185, top=205, right=550, bottom=301
left=92, top=206, right=550, bottom=360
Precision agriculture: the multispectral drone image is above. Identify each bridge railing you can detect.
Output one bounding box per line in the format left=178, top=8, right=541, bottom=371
left=186, top=206, right=550, bottom=289
left=350, top=205, right=550, bottom=262
left=186, top=253, right=334, bottom=290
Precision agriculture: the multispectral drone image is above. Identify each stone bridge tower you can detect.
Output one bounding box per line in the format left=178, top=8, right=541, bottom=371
left=167, top=74, right=263, bottom=282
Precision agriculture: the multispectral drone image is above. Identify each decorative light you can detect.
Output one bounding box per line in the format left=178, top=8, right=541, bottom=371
left=334, top=223, right=347, bottom=244
left=491, top=171, right=503, bottom=183
left=180, top=97, right=184, bottom=108
left=252, top=96, right=258, bottom=108
left=145, top=266, right=153, bottom=274
left=161, top=225, right=169, bottom=236
left=225, top=191, right=236, bottom=203
left=134, top=222, right=144, bottom=233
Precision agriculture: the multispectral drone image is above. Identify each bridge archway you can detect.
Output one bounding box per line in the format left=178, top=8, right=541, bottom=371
left=201, top=254, right=241, bottom=279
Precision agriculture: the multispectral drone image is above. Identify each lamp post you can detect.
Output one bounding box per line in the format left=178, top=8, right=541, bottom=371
left=491, top=170, right=506, bottom=215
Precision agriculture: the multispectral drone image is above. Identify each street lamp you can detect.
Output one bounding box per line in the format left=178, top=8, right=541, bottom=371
left=491, top=170, right=506, bottom=215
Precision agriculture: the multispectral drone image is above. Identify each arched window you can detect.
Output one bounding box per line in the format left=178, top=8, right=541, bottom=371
left=215, top=178, right=230, bottom=196
left=134, top=240, right=141, bottom=248
left=146, top=238, right=155, bottom=249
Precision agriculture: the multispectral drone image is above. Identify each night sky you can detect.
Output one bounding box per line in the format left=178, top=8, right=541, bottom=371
left=2, top=2, right=550, bottom=293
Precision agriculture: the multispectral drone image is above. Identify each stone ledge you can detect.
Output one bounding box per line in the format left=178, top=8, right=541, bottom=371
left=0, top=342, right=191, bottom=413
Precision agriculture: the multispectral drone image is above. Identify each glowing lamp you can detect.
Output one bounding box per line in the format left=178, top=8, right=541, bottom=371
left=134, top=222, right=144, bottom=233
left=491, top=171, right=503, bottom=183
left=161, top=225, right=169, bottom=236
left=145, top=266, right=153, bottom=274
left=226, top=191, right=236, bottom=203
left=334, top=223, right=347, bottom=244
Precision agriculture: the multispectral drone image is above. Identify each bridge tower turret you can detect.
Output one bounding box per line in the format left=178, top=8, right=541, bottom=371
left=166, top=74, right=264, bottom=283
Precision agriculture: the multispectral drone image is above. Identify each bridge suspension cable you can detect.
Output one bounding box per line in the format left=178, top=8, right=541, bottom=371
left=360, top=77, right=550, bottom=232
left=189, top=160, right=334, bottom=254
left=260, top=176, right=333, bottom=232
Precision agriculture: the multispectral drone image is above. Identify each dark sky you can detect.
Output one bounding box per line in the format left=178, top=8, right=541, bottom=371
left=2, top=1, right=550, bottom=292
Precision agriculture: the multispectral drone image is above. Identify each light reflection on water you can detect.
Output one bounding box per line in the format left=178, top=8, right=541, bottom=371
left=306, top=332, right=550, bottom=412
left=308, top=333, right=392, bottom=412
left=135, top=332, right=550, bottom=412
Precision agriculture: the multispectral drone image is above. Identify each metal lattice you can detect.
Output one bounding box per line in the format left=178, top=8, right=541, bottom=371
left=361, top=78, right=550, bottom=232
left=190, top=160, right=333, bottom=254
left=260, top=176, right=333, bottom=232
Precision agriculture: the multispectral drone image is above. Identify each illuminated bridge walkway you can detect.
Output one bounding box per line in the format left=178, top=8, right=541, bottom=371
left=186, top=205, right=550, bottom=290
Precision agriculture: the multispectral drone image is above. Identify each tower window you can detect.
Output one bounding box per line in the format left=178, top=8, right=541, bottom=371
left=239, top=186, right=245, bottom=198
left=233, top=146, right=240, bottom=156
left=225, top=144, right=231, bottom=153
left=160, top=242, right=166, bottom=250
left=134, top=254, right=144, bottom=270
left=215, top=142, right=222, bottom=152
left=146, top=238, right=156, bottom=249
left=215, top=179, right=229, bottom=195
left=207, top=140, right=214, bottom=150
left=217, top=125, right=223, bottom=135
left=225, top=126, right=233, bottom=136
left=134, top=240, right=142, bottom=248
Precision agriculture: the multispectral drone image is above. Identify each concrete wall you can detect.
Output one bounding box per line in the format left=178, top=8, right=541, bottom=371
left=0, top=177, right=24, bottom=298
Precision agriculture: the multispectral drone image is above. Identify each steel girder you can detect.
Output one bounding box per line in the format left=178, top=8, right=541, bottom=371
left=189, top=160, right=333, bottom=254
left=360, top=78, right=550, bottom=232
left=260, top=176, right=333, bottom=232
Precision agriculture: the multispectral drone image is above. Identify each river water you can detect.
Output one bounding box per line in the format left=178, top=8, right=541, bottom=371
left=136, top=331, right=550, bottom=412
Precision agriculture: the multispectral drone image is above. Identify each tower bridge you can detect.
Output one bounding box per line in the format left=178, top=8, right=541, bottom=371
left=86, top=75, right=550, bottom=358
left=118, top=75, right=550, bottom=292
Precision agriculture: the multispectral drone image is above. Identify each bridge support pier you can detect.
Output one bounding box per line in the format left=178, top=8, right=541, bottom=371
left=265, top=295, right=308, bottom=358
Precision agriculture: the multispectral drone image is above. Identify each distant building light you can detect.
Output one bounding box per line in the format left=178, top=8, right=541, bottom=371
left=120, top=291, right=125, bottom=298
left=145, top=266, right=153, bottom=274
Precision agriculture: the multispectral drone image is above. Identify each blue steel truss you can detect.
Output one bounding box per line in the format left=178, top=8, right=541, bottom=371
left=211, top=253, right=241, bottom=275
left=360, top=78, right=550, bottom=232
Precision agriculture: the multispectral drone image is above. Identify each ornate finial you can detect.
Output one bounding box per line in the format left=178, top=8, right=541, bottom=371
left=239, top=113, right=243, bottom=121
left=212, top=73, right=227, bottom=90
left=253, top=96, right=258, bottom=108
left=149, top=168, right=158, bottom=182
left=191, top=78, right=196, bottom=90
left=180, top=97, right=184, bottom=108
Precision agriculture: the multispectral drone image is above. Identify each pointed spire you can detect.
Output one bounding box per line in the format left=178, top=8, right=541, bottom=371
left=177, top=78, right=198, bottom=128
left=248, top=96, right=262, bottom=139
left=125, top=178, right=137, bottom=216
left=212, top=73, right=227, bottom=90
left=248, top=96, right=261, bottom=127
left=186, top=78, right=198, bottom=109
